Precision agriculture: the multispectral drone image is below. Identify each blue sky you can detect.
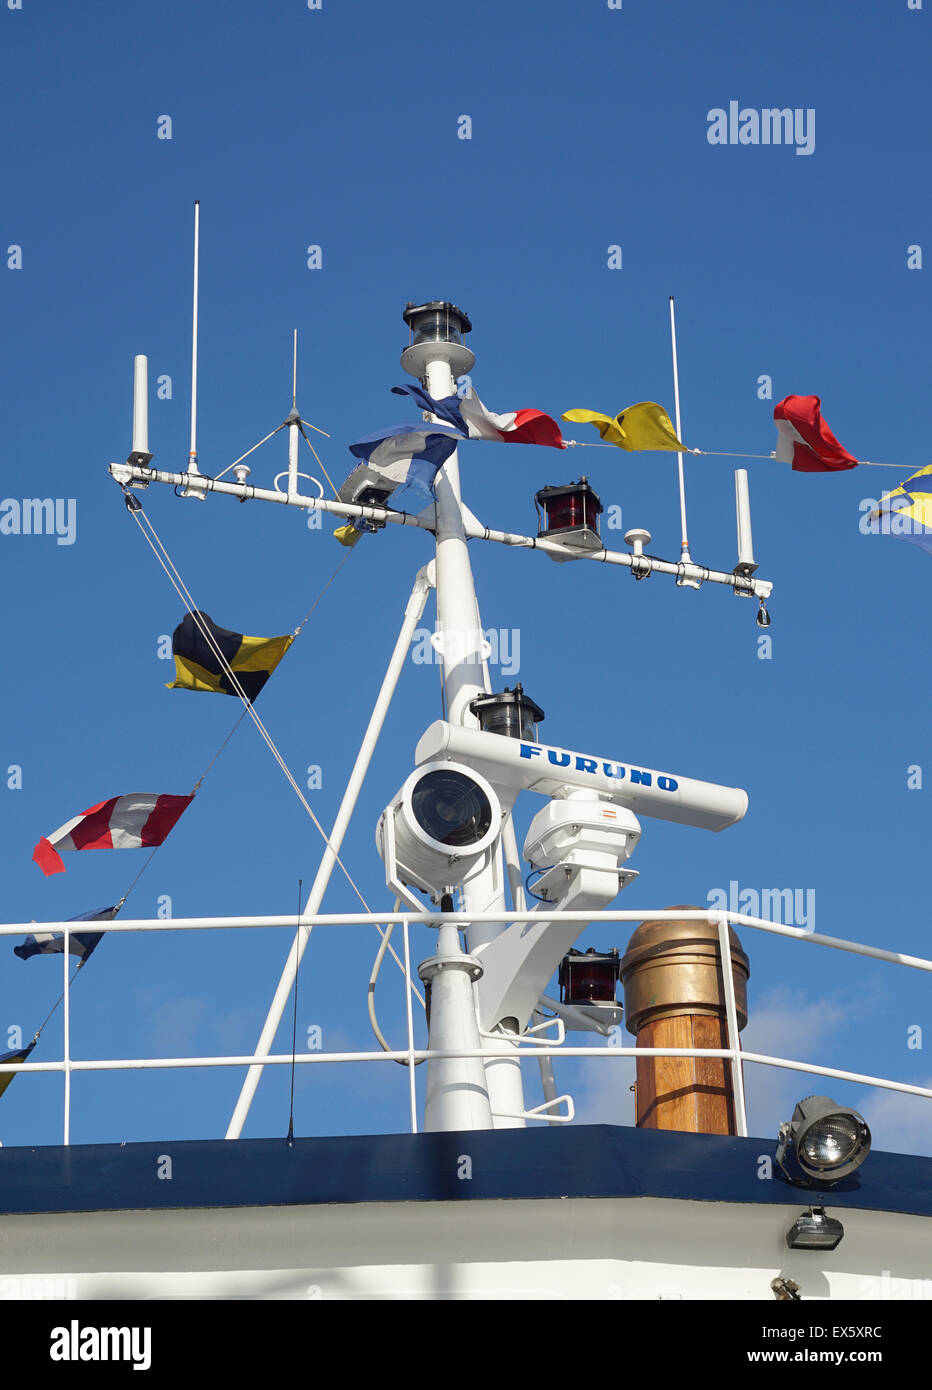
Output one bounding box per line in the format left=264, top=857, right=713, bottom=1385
left=0, top=0, right=929, bottom=1155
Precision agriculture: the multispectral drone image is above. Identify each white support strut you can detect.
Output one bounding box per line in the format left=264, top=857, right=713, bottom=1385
left=224, top=563, right=435, bottom=1139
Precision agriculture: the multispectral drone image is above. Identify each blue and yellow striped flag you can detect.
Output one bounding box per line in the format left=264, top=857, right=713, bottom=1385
left=866, top=465, right=932, bottom=555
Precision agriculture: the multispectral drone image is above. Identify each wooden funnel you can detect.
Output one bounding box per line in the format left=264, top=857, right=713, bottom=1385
left=620, top=908, right=750, bottom=1135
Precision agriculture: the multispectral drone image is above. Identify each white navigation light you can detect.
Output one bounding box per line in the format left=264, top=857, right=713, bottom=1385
left=377, top=762, right=501, bottom=898
left=415, top=721, right=748, bottom=832
left=776, top=1095, right=871, bottom=1184
left=401, top=300, right=475, bottom=379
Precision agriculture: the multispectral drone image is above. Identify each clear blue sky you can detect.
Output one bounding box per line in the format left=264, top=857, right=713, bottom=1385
left=1, top=0, right=929, bottom=1154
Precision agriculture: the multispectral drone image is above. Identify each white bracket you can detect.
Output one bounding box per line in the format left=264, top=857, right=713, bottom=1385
left=492, top=1093, right=575, bottom=1125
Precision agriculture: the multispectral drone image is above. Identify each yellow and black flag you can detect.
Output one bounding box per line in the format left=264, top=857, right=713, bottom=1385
left=0, top=1035, right=37, bottom=1101
left=166, top=611, right=293, bottom=701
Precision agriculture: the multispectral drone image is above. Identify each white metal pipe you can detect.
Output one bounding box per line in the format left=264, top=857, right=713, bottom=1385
left=6, top=1050, right=931, bottom=1105
left=735, top=469, right=756, bottom=572
left=669, top=295, right=694, bottom=569
left=402, top=918, right=418, bottom=1135
left=500, top=812, right=527, bottom=913
left=63, top=926, right=71, bottom=1147
left=131, top=355, right=149, bottom=459
left=189, top=200, right=200, bottom=466
left=427, top=364, right=489, bottom=727
left=417, top=350, right=502, bottom=1130
left=4, top=909, right=932, bottom=974
left=288, top=420, right=299, bottom=496
left=225, top=564, right=435, bottom=1139
left=419, top=923, right=492, bottom=1131
left=109, top=462, right=775, bottom=598
left=717, top=916, right=748, bottom=1137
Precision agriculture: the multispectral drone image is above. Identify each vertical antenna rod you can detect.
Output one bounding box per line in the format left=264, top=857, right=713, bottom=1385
left=129, top=355, right=152, bottom=465
left=189, top=200, right=200, bottom=471
left=734, top=469, right=758, bottom=576
left=287, top=329, right=300, bottom=495
left=669, top=295, right=699, bottom=586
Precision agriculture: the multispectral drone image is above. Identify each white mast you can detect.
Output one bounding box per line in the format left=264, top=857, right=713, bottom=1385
left=401, top=303, right=525, bottom=1131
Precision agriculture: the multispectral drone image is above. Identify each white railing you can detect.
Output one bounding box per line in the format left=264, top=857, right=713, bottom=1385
left=1, top=908, right=931, bottom=1145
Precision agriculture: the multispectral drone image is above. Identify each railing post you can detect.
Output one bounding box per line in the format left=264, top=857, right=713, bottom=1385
left=717, top=914, right=748, bottom=1137
left=63, top=924, right=71, bottom=1147
left=402, top=917, right=418, bottom=1134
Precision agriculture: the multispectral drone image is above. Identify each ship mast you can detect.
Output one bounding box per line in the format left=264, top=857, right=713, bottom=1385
left=400, top=303, right=528, bottom=1131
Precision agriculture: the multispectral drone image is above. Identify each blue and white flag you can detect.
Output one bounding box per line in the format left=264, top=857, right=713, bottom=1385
left=347, top=422, right=461, bottom=492
left=392, top=383, right=565, bottom=448
left=14, top=906, right=118, bottom=963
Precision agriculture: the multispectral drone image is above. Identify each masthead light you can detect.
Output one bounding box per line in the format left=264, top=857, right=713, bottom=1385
left=469, top=684, right=545, bottom=742
left=401, top=300, right=475, bottom=379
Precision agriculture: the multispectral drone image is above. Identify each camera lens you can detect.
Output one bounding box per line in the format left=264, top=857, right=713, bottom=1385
left=411, top=770, right=493, bottom=847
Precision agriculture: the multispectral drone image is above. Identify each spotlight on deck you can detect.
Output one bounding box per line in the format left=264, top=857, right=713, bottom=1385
left=401, top=301, right=475, bottom=380
left=534, top=478, right=603, bottom=560
left=776, top=1095, right=871, bottom=1185
left=469, top=684, right=545, bottom=742
left=377, top=763, right=501, bottom=899
left=786, top=1207, right=845, bottom=1252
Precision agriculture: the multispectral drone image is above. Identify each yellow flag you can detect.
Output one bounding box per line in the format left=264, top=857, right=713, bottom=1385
left=333, top=524, right=364, bottom=547
left=562, top=402, right=686, bottom=452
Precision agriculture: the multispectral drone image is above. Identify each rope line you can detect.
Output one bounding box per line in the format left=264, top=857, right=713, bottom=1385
left=119, top=487, right=422, bottom=999
left=299, top=422, right=341, bottom=499
left=565, top=439, right=905, bottom=468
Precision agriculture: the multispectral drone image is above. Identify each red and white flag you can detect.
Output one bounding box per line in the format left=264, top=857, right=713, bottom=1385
left=773, top=395, right=858, bottom=472
left=33, top=793, right=194, bottom=876
left=459, top=387, right=565, bottom=449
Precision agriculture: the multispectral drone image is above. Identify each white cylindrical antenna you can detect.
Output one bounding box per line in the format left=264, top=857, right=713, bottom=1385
left=669, top=296, right=700, bottom=588
left=286, top=329, right=300, bottom=495
left=188, top=200, right=200, bottom=472
left=734, top=469, right=758, bottom=576
left=129, top=354, right=153, bottom=465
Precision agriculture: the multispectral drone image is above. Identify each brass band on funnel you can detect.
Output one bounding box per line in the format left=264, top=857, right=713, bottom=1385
left=621, top=909, right=750, bottom=1035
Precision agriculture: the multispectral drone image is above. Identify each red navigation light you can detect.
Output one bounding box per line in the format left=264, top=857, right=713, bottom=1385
left=559, top=947, right=621, bottom=1005
left=534, top=479, right=603, bottom=560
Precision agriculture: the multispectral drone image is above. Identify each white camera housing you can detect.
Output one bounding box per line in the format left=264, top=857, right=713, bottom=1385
left=523, top=794, right=641, bottom=903
left=376, top=761, right=502, bottom=900
left=524, top=795, right=641, bottom=871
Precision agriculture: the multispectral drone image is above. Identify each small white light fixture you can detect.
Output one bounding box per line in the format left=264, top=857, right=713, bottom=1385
left=786, top=1207, right=845, bottom=1252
